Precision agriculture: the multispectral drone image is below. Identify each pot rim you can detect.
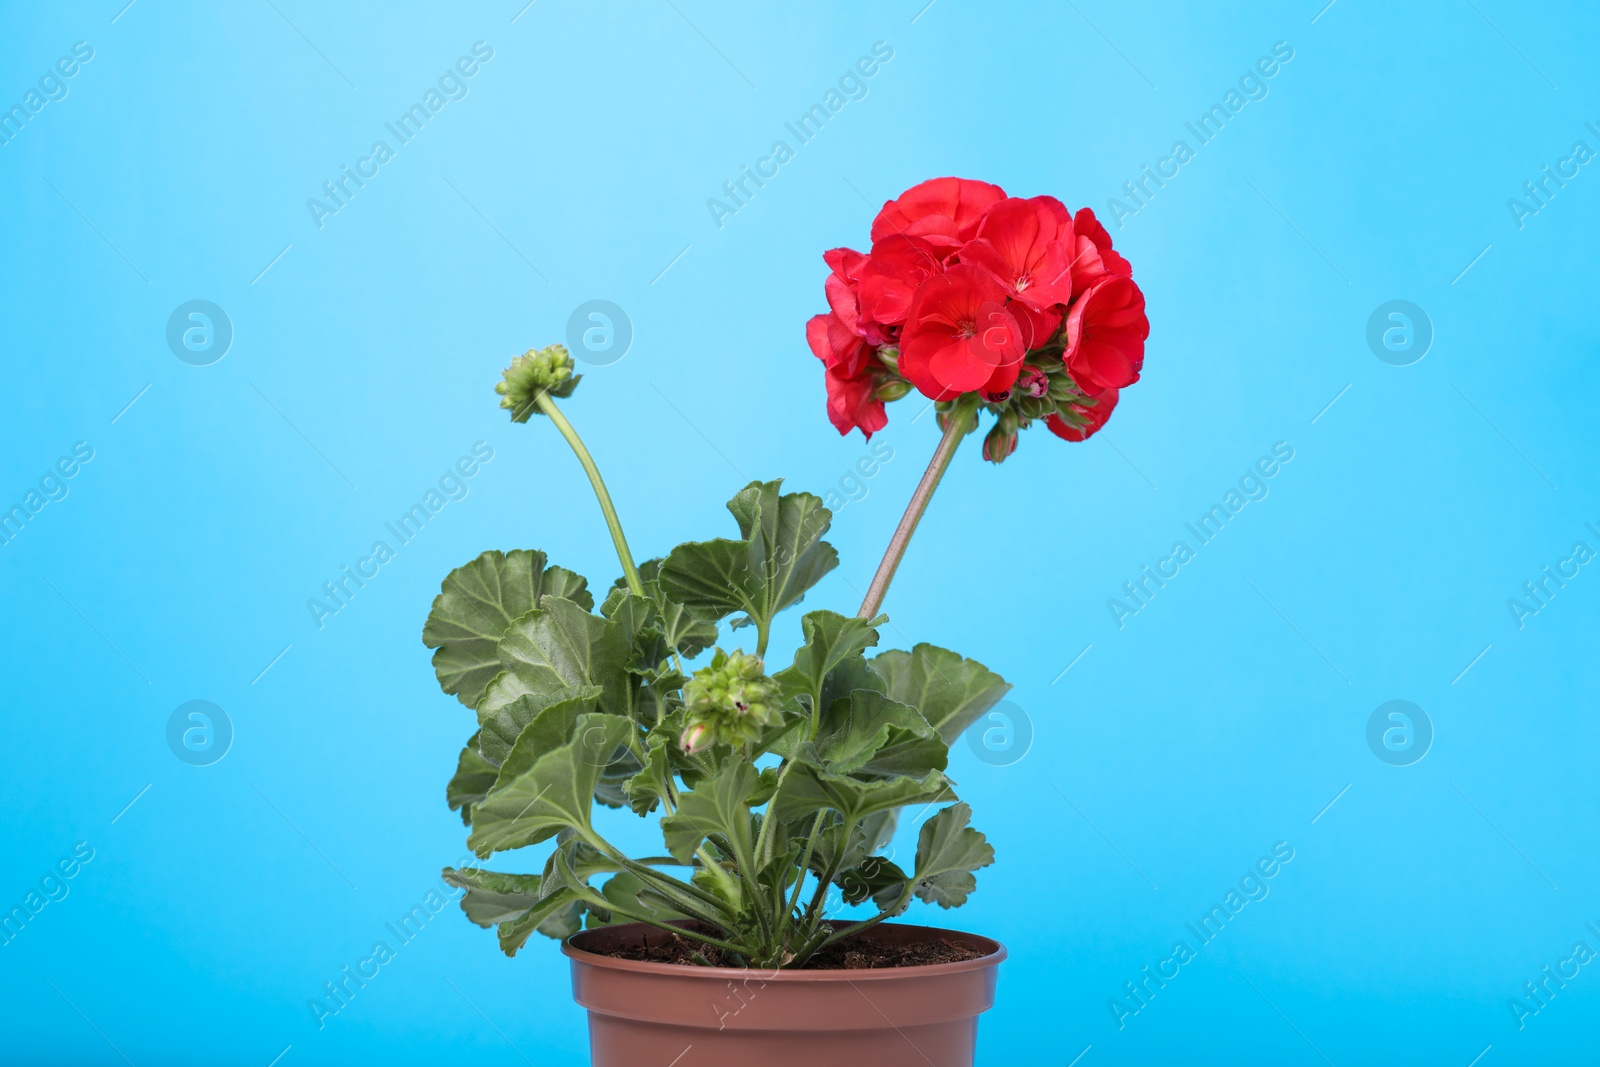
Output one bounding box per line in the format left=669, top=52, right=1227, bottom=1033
left=562, top=920, right=1006, bottom=981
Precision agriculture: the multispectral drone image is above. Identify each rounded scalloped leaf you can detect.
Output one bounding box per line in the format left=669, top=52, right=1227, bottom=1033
left=423, top=549, right=593, bottom=708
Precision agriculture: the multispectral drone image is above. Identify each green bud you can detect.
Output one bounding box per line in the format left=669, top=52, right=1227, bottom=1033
left=936, top=406, right=983, bottom=436
left=1048, top=371, right=1085, bottom=404
left=875, top=377, right=914, bottom=402
left=1017, top=394, right=1055, bottom=420
left=679, top=722, right=714, bottom=755
left=679, top=649, right=781, bottom=752
left=876, top=346, right=900, bottom=373
left=1052, top=400, right=1089, bottom=430
left=982, top=421, right=1017, bottom=464
left=496, top=344, right=580, bottom=422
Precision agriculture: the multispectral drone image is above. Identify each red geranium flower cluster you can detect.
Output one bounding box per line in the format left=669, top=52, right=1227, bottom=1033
left=806, top=177, right=1149, bottom=459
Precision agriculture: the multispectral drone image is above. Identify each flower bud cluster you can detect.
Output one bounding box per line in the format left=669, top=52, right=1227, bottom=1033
left=678, top=649, right=780, bottom=754
left=932, top=356, right=1116, bottom=464
left=806, top=177, right=1146, bottom=446
left=496, top=344, right=580, bottom=422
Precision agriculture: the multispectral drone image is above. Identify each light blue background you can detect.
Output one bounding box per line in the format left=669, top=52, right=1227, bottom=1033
left=3, top=1, right=1598, bottom=1064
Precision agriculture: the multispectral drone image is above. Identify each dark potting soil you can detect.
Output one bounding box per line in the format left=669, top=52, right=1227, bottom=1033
left=596, top=929, right=987, bottom=970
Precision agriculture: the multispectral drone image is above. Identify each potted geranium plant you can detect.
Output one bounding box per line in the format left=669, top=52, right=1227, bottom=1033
left=423, top=177, right=1147, bottom=1065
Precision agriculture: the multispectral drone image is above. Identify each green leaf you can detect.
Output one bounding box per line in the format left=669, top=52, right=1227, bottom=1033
left=837, top=854, right=909, bottom=909
left=692, top=860, right=749, bottom=915
left=595, top=871, right=700, bottom=926
left=477, top=685, right=603, bottom=767
left=593, top=736, right=645, bottom=810
left=730, top=480, right=839, bottom=621
left=496, top=597, right=633, bottom=720
left=490, top=695, right=618, bottom=787
left=631, top=664, right=684, bottom=729
left=803, top=812, right=865, bottom=872
left=467, top=713, right=630, bottom=857
left=599, top=586, right=655, bottom=632
left=612, top=559, right=718, bottom=658
left=655, top=539, right=748, bottom=624
left=447, top=731, right=499, bottom=824
left=796, top=809, right=910, bottom=911
left=439, top=866, right=585, bottom=956
left=773, top=610, right=881, bottom=710
left=423, top=549, right=593, bottom=708
left=772, top=765, right=955, bottom=824
left=858, top=808, right=899, bottom=856
left=871, top=644, right=1011, bottom=743
left=536, top=833, right=731, bottom=928
left=474, top=669, right=540, bottom=732
left=750, top=766, right=782, bottom=809
left=499, top=897, right=583, bottom=952
left=817, top=653, right=888, bottom=712
left=911, top=803, right=994, bottom=908
left=659, top=480, right=838, bottom=637
left=659, top=762, right=759, bottom=865
left=803, top=690, right=948, bottom=779
left=623, top=730, right=673, bottom=816
left=441, top=867, right=547, bottom=926
left=599, top=587, right=686, bottom=726
left=534, top=836, right=625, bottom=900
left=600, top=589, right=665, bottom=666
left=545, top=843, right=689, bottom=932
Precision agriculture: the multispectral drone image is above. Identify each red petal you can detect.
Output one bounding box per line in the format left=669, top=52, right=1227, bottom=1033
left=805, top=314, right=834, bottom=363
left=824, top=273, right=860, bottom=334
left=807, top=311, right=873, bottom=376
left=858, top=235, right=944, bottom=327
left=871, top=177, right=1007, bottom=245
left=901, top=268, right=1024, bottom=398
left=1009, top=301, right=1062, bottom=349
left=824, top=366, right=888, bottom=439
left=1069, top=207, right=1132, bottom=280
left=981, top=358, right=1023, bottom=396
left=925, top=336, right=996, bottom=393
left=823, top=246, right=869, bottom=283
left=1046, top=387, right=1120, bottom=442
left=964, top=198, right=1075, bottom=308
left=1063, top=277, right=1148, bottom=393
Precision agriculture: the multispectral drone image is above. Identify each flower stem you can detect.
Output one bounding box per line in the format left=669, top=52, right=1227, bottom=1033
left=779, top=810, right=827, bottom=930
left=582, top=832, right=728, bottom=911
left=563, top=876, right=745, bottom=955
left=535, top=392, right=646, bottom=598
left=800, top=816, right=857, bottom=928
left=857, top=393, right=979, bottom=618
left=811, top=886, right=911, bottom=953
left=752, top=757, right=798, bottom=865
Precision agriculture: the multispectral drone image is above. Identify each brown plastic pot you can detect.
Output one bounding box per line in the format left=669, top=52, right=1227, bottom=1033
left=563, top=921, right=1004, bottom=1066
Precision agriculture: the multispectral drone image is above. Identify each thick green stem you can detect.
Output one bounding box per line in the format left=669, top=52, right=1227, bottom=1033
left=800, top=817, right=856, bottom=930
left=752, top=758, right=798, bottom=865
left=536, top=392, right=646, bottom=597
left=857, top=394, right=979, bottom=618
left=779, top=810, right=828, bottom=934
left=583, top=833, right=731, bottom=917
left=564, top=877, right=746, bottom=955
left=807, top=678, right=828, bottom=742
left=786, top=922, right=838, bottom=968
left=725, top=835, right=775, bottom=946
left=809, top=887, right=910, bottom=955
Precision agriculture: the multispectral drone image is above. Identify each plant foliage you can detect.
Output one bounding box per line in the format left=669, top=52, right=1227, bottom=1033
left=424, top=483, right=1007, bottom=968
